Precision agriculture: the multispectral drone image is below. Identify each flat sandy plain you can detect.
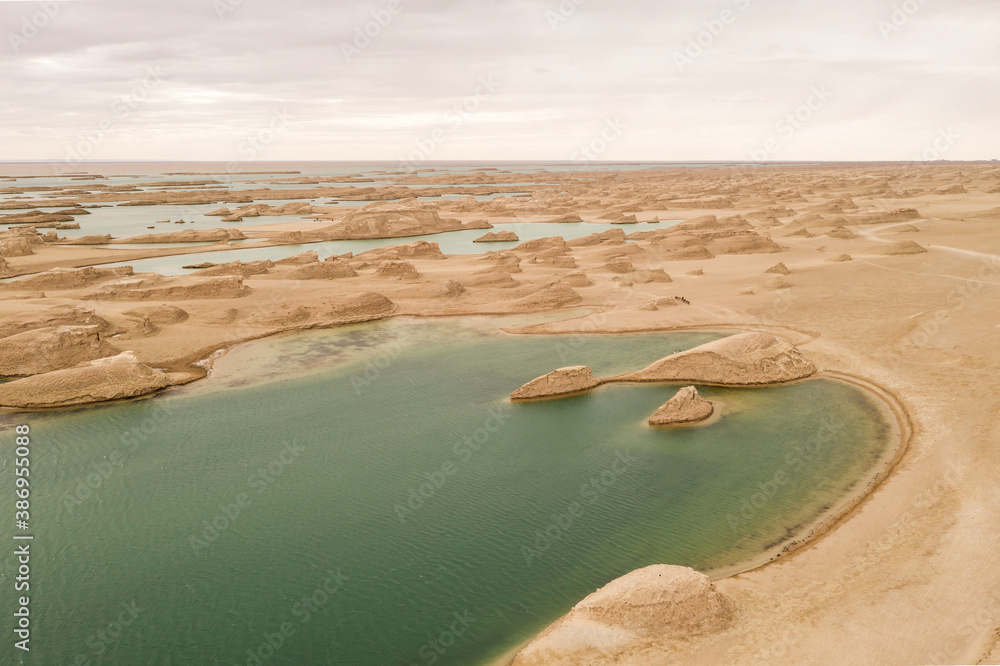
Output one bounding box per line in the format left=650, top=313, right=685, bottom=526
left=2, top=163, right=999, bottom=664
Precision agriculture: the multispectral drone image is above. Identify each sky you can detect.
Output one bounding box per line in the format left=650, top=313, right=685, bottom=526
left=0, top=0, right=998, bottom=164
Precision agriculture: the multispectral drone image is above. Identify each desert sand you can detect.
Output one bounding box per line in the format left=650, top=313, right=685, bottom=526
left=3, top=162, right=1000, bottom=664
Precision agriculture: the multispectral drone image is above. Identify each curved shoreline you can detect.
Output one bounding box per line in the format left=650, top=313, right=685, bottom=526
left=706, top=369, right=911, bottom=580
left=150, top=316, right=913, bottom=666
left=2, top=317, right=911, bottom=588
left=489, top=325, right=912, bottom=666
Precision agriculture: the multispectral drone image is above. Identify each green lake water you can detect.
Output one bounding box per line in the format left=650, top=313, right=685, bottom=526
left=0, top=319, right=894, bottom=665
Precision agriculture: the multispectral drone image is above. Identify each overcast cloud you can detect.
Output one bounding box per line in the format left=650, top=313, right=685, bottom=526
left=1, top=0, right=997, bottom=162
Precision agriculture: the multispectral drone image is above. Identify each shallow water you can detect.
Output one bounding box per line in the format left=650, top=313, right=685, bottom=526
left=0, top=319, right=893, bottom=665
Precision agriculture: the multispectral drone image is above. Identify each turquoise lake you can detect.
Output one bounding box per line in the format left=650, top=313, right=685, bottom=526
left=0, top=319, right=894, bottom=665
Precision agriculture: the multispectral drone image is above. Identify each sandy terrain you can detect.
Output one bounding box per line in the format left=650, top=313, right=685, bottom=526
left=2, top=163, right=1000, bottom=664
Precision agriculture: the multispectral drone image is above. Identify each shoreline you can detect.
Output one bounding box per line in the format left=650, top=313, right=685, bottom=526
left=115, top=315, right=913, bottom=666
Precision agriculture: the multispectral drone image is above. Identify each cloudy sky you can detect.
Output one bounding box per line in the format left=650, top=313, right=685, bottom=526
left=1, top=0, right=998, bottom=163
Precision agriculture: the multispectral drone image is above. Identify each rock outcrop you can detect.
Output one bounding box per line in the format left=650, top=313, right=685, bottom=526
left=86, top=276, right=251, bottom=301
left=356, top=241, right=446, bottom=262
left=193, top=260, right=273, bottom=278
left=319, top=209, right=469, bottom=240
left=765, top=262, right=790, bottom=275
left=705, top=231, right=783, bottom=255
left=827, top=227, right=856, bottom=239
left=617, top=332, right=816, bottom=385
left=0, top=325, right=119, bottom=377
left=549, top=213, right=583, bottom=223
left=561, top=272, right=592, bottom=288
left=479, top=251, right=522, bottom=273
left=0, top=228, right=43, bottom=257
left=474, top=230, right=519, bottom=242
left=324, top=292, right=397, bottom=324
left=0, top=351, right=172, bottom=409
left=286, top=260, right=358, bottom=280
left=648, top=386, right=714, bottom=425
left=511, top=565, right=732, bottom=666
left=115, top=228, right=246, bottom=244
left=465, top=269, right=519, bottom=288
left=511, top=283, right=582, bottom=311
left=0, top=266, right=133, bottom=291
left=274, top=251, right=320, bottom=265
left=604, top=256, right=634, bottom=274
left=633, top=269, right=672, bottom=283
left=0, top=305, right=115, bottom=340
left=511, top=366, right=601, bottom=400
left=375, top=261, right=420, bottom=280
left=62, top=235, right=114, bottom=245
left=638, top=297, right=683, bottom=311
left=121, top=305, right=189, bottom=326
left=879, top=240, right=928, bottom=255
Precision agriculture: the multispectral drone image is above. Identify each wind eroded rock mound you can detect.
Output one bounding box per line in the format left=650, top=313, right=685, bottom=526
left=0, top=351, right=172, bottom=409
left=375, top=261, right=420, bottom=280
left=474, top=230, right=519, bottom=242
left=86, top=276, right=251, bottom=301
left=320, top=209, right=470, bottom=240
left=511, top=366, right=601, bottom=400
left=1, top=266, right=133, bottom=291
left=617, top=332, right=816, bottom=385
left=286, top=260, right=357, bottom=280
left=879, top=240, right=928, bottom=255
left=0, top=325, right=119, bottom=377
left=325, top=292, right=397, bottom=324
left=648, top=386, right=714, bottom=425
left=511, top=565, right=732, bottom=666
left=510, top=283, right=582, bottom=311
left=116, top=228, right=246, bottom=244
